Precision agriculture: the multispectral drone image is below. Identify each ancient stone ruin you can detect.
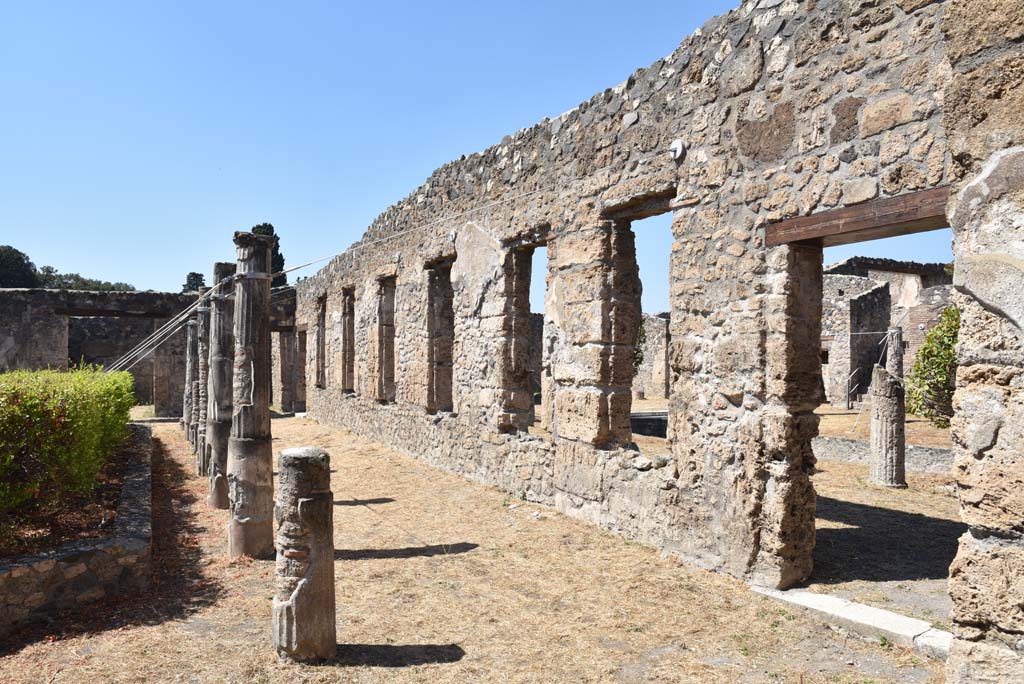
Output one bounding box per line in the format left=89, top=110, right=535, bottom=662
left=272, top=446, right=336, bottom=662
left=1, top=1, right=1021, bottom=681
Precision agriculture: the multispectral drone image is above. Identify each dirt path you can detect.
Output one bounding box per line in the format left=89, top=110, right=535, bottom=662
left=0, top=418, right=943, bottom=683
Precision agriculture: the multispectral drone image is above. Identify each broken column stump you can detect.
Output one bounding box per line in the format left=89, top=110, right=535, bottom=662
left=195, top=304, right=210, bottom=475
left=272, top=447, right=336, bottom=662
left=207, top=262, right=236, bottom=509
left=869, top=363, right=907, bottom=488
left=227, top=231, right=277, bottom=559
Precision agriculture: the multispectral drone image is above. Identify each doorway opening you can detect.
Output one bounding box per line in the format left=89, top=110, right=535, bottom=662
left=771, top=191, right=962, bottom=627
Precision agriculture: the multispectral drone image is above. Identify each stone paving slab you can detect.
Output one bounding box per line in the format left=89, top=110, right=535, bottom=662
left=753, top=585, right=953, bottom=660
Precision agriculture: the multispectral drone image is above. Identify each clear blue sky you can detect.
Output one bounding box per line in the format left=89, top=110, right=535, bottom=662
left=1, top=0, right=951, bottom=313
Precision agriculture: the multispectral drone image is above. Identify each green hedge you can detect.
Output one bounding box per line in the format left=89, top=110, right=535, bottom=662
left=0, top=368, right=134, bottom=514
left=906, top=306, right=960, bottom=428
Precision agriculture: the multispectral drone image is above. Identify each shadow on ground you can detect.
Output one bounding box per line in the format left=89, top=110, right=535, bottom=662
left=324, top=643, right=466, bottom=667
left=335, top=542, right=478, bottom=560
left=0, top=435, right=225, bottom=656
left=814, top=495, right=966, bottom=584
left=335, top=497, right=396, bottom=507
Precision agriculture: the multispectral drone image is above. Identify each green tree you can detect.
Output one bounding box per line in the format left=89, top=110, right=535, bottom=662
left=42, top=270, right=134, bottom=291
left=906, top=306, right=960, bottom=428
left=251, top=222, right=287, bottom=287
left=182, top=271, right=206, bottom=293
left=0, top=246, right=40, bottom=287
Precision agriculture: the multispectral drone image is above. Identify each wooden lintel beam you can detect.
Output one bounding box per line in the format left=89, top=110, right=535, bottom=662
left=765, top=186, right=950, bottom=248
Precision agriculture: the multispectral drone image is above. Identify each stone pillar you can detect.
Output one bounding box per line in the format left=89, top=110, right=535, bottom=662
left=207, top=262, right=236, bottom=509
left=182, top=318, right=197, bottom=434
left=944, top=147, right=1024, bottom=681
left=869, top=362, right=906, bottom=488
left=195, top=304, right=210, bottom=475
left=227, top=231, right=277, bottom=560
left=886, top=326, right=903, bottom=378
left=272, top=447, right=335, bottom=662
left=547, top=219, right=636, bottom=446
left=190, top=379, right=201, bottom=452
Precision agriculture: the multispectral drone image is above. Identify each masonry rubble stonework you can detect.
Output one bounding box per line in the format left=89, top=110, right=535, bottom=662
left=297, top=0, right=945, bottom=581
left=283, top=1, right=1021, bottom=679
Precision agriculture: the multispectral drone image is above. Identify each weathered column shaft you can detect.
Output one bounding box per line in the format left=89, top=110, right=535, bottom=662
left=886, top=326, right=903, bottom=377
left=195, top=304, right=210, bottom=475
left=272, top=447, right=335, bottom=661
left=869, top=364, right=906, bottom=488
left=207, top=262, right=236, bottom=509
left=227, top=231, right=277, bottom=559
left=190, top=379, right=201, bottom=451
left=182, top=319, right=197, bottom=433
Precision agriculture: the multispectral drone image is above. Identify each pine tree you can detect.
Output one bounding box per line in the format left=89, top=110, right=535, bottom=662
left=251, top=223, right=287, bottom=287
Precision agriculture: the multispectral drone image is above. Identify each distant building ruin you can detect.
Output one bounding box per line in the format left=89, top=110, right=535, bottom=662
left=820, top=257, right=953, bottom=405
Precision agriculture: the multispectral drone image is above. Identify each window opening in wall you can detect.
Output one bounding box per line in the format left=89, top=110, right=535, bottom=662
left=616, top=212, right=673, bottom=453
left=504, top=238, right=549, bottom=435
left=341, top=288, right=355, bottom=393
left=377, top=277, right=397, bottom=403
left=295, top=330, right=307, bottom=412
left=315, top=295, right=327, bottom=389
left=527, top=246, right=549, bottom=434
left=426, top=259, right=455, bottom=414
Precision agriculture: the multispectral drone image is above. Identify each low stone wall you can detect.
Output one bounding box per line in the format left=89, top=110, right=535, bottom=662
left=0, top=424, right=152, bottom=636
left=812, top=435, right=953, bottom=475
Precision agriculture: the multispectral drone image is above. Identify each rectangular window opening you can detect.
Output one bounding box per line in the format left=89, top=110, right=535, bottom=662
left=426, top=259, right=455, bottom=413
left=341, top=288, right=356, bottom=393
left=315, top=295, right=327, bottom=389
left=377, top=277, right=397, bottom=403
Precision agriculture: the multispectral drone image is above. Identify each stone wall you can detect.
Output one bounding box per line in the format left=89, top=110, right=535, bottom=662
left=68, top=316, right=155, bottom=403
left=295, top=0, right=955, bottom=594
left=904, top=283, right=952, bottom=368
left=941, top=0, right=1024, bottom=677
left=821, top=274, right=889, bottom=404
left=0, top=424, right=152, bottom=637
left=849, top=278, right=892, bottom=394
left=0, top=289, right=197, bottom=416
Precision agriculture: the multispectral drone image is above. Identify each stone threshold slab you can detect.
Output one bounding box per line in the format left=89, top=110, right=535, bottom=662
left=752, top=585, right=953, bottom=661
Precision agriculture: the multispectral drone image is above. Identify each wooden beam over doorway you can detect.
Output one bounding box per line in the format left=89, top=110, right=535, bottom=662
left=765, top=186, right=950, bottom=247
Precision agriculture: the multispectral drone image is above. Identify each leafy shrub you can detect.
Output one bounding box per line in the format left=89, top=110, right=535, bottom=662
left=0, top=368, right=134, bottom=514
left=906, top=306, right=960, bottom=428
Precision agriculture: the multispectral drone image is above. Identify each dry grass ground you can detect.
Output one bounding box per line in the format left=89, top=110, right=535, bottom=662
left=809, top=460, right=963, bottom=629
left=0, top=418, right=943, bottom=683
left=815, top=405, right=951, bottom=449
